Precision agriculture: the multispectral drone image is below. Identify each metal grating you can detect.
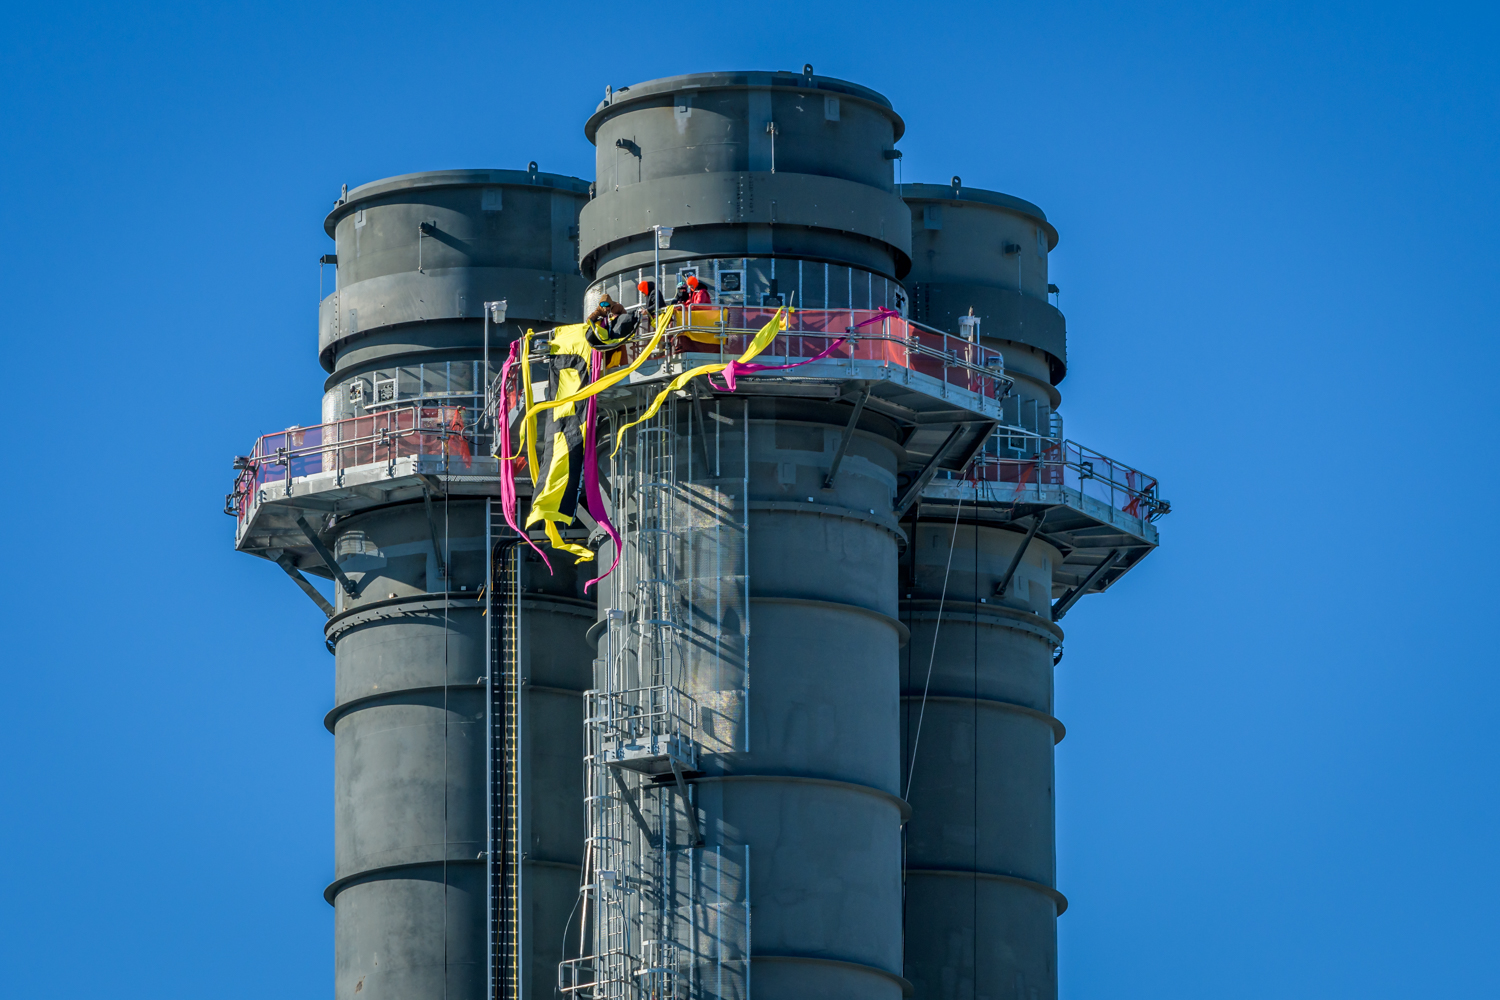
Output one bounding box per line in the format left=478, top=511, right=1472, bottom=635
left=487, top=501, right=523, bottom=1000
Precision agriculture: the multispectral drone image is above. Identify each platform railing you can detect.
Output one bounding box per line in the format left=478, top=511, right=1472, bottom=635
left=225, top=402, right=488, bottom=525
left=939, top=427, right=1170, bottom=522
left=587, top=685, right=699, bottom=747
left=612, top=305, right=1012, bottom=403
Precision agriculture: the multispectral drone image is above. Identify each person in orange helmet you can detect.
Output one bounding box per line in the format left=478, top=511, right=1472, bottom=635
left=686, top=274, right=713, bottom=305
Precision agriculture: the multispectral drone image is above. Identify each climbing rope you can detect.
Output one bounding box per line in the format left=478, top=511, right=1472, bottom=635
left=904, top=496, right=963, bottom=801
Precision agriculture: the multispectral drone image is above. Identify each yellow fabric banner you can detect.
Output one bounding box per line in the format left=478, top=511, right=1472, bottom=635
left=513, top=308, right=678, bottom=564
left=522, top=307, right=676, bottom=425
left=523, top=324, right=596, bottom=562
left=610, top=307, right=788, bottom=456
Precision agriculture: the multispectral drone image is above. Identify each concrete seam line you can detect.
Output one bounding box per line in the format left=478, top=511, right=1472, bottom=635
left=690, top=774, right=913, bottom=822
left=523, top=684, right=587, bottom=697
left=323, top=593, right=595, bottom=644
left=901, top=611, right=1061, bottom=647
left=518, top=595, right=599, bottom=615
left=747, top=499, right=908, bottom=544
left=322, top=858, right=483, bottom=906
left=901, top=610, right=1062, bottom=646
left=751, top=954, right=915, bottom=996
left=323, top=592, right=475, bottom=638
left=751, top=595, right=911, bottom=646
left=323, top=683, right=582, bottom=734
left=579, top=174, right=914, bottom=262
left=587, top=594, right=903, bottom=650
left=898, top=693, right=1065, bottom=744
left=900, top=597, right=1064, bottom=643
left=587, top=87, right=905, bottom=139
left=903, top=867, right=1069, bottom=914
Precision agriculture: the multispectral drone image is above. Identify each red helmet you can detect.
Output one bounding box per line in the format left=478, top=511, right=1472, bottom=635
left=686, top=275, right=700, bottom=289
left=637, top=280, right=651, bottom=294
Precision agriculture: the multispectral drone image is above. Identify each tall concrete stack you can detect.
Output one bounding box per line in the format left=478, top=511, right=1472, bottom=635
left=898, top=183, right=1071, bottom=998
left=320, top=169, right=595, bottom=1000
left=229, top=68, right=1165, bottom=1000
left=236, top=167, right=595, bottom=999
left=580, top=68, right=915, bottom=1000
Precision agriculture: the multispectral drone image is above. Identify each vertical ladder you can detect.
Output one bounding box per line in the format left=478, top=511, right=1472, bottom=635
left=566, top=391, right=754, bottom=1000
left=487, top=500, right=523, bottom=1000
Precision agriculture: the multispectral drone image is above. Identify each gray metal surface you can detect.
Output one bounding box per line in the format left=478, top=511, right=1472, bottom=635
left=900, top=184, right=1077, bottom=998
left=726, top=404, right=908, bottom=999
left=579, top=70, right=911, bottom=287
left=586, top=397, right=912, bottom=999
left=322, top=501, right=591, bottom=1000
left=320, top=167, right=589, bottom=377
left=295, top=166, right=594, bottom=1000
left=903, top=182, right=1068, bottom=384
left=900, top=520, right=1067, bottom=1000
left=571, top=73, right=930, bottom=999
left=227, top=67, right=1164, bottom=1000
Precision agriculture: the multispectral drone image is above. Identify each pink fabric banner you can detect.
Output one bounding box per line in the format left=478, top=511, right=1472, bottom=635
left=581, top=350, right=622, bottom=592
left=497, top=339, right=553, bottom=571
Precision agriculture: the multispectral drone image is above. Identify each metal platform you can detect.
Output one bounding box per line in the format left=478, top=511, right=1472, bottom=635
left=233, top=453, right=504, bottom=567
left=227, top=313, right=1166, bottom=622
left=916, top=478, right=1164, bottom=621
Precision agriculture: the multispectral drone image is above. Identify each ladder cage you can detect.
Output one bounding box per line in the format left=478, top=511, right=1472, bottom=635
left=564, top=388, right=753, bottom=1000
left=487, top=503, right=525, bottom=1000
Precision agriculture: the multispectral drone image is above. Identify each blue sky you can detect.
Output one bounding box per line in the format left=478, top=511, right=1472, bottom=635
left=1, top=2, right=1496, bottom=997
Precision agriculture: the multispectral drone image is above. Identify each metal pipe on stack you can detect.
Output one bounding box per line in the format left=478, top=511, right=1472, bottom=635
left=317, top=168, right=592, bottom=1000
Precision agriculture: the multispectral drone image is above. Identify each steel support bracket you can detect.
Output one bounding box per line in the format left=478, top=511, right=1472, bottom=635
left=689, top=379, right=715, bottom=474
left=670, top=760, right=705, bottom=847
left=1051, top=548, right=1122, bottom=622
left=295, top=515, right=357, bottom=597
left=275, top=553, right=335, bottom=617
left=610, top=766, right=653, bottom=836
left=994, top=508, right=1052, bottom=599
left=422, top=485, right=448, bottom=582
left=823, top=385, right=872, bottom=489
left=893, top=425, right=967, bottom=517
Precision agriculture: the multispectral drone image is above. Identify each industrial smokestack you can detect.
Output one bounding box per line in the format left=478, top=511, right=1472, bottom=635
left=228, top=72, right=1166, bottom=1000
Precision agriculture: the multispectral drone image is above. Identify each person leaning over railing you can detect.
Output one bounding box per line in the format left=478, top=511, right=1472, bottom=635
left=585, top=290, right=658, bottom=367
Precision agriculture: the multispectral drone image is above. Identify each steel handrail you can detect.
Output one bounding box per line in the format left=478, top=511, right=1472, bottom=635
left=247, top=405, right=485, bottom=463
left=950, top=427, right=1170, bottom=522
left=606, top=305, right=1013, bottom=401
left=226, top=403, right=491, bottom=524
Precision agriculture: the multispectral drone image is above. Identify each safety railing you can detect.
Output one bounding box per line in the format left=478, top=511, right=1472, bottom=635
left=556, top=956, right=591, bottom=996
left=225, top=403, right=488, bottom=525
left=586, top=685, right=699, bottom=747
left=939, top=428, right=1170, bottom=522
left=613, top=305, right=1012, bottom=403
